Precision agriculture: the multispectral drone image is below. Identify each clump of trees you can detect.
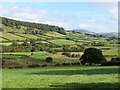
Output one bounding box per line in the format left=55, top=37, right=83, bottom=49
left=80, top=48, right=106, bottom=66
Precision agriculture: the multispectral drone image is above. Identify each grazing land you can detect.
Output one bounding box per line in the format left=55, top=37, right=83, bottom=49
left=2, top=66, right=119, bottom=88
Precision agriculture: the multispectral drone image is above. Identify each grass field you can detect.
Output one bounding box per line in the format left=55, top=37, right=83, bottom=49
left=2, top=66, right=119, bottom=88
left=45, top=32, right=65, bottom=38
left=0, top=32, right=26, bottom=41
left=1, top=51, right=79, bottom=64
left=49, top=39, right=76, bottom=45
left=16, top=33, right=39, bottom=39
left=102, top=48, right=118, bottom=56
left=0, top=42, right=24, bottom=46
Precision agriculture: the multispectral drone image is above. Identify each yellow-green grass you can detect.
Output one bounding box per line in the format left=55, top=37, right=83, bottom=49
left=0, top=42, right=11, bottom=46
left=0, top=42, right=23, bottom=46
left=66, top=32, right=93, bottom=40
left=2, top=66, right=119, bottom=88
left=102, top=48, right=118, bottom=56
left=49, top=39, right=76, bottom=45
left=41, top=41, right=49, bottom=43
left=45, top=32, right=65, bottom=38
left=37, top=34, right=54, bottom=40
left=0, top=32, right=26, bottom=40
left=16, top=33, right=39, bottom=39
left=1, top=51, right=48, bottom=56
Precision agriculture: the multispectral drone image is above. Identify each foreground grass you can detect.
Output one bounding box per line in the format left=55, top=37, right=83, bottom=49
left=2, top=66, right=119, bottom=88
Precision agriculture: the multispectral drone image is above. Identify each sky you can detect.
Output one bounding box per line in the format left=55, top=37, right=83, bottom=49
left=0, top=2, right=118, bottom=33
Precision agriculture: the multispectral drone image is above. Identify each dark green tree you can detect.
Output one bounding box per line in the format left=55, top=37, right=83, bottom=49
left=79, top=48, right=106, bottom=66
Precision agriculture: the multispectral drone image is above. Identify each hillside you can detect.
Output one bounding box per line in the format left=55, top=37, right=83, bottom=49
left=1, top=17, right=101, bottom=43
left=1, top=17, right=66, bottom=34
left=1, top=17, right=119, bottom=67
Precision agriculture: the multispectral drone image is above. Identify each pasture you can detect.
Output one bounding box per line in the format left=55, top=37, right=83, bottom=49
left=0, top=32, right=26, bottom=41
left=1, top=51, right=79, bottom=67
left=49, top=39, right=76, bottom=45
left=2, top=66, right=119, bottom=88
left=45, top=32, right=65, bottom=38
left=16, top=33, right=39, bottom=40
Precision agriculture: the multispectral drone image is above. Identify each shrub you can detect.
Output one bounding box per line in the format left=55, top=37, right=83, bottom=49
left=46, top=57, right=53, bottom=62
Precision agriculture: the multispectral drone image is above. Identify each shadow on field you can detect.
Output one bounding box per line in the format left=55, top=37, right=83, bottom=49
left=27, top=67, right=118, bottom=75
left=50, top=82, right=119, bottom=90
left=2, top=83, right=119, bottom=90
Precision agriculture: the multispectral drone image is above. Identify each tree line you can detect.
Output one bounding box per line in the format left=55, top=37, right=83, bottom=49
left=2, top=17, right=66, bottom=35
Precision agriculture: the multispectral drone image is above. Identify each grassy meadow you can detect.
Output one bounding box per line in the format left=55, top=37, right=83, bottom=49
left=2, top=66, right=119, bottom=88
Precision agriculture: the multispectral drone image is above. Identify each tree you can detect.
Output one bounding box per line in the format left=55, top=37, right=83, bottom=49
left=46, top=57, right=53, bottom=62
left=79, top=48, right=106, bottom=66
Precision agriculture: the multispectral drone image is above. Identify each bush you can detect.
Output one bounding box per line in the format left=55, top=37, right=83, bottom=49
left=46, top=57, right=53, bottom=62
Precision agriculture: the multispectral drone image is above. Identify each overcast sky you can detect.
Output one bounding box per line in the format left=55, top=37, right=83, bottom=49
left=0, top=2, right=118, bottom=33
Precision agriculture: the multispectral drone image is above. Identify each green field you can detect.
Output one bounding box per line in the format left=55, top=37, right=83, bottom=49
left=49, top=39, right=76, bottom=45
left=45, top=32, right=65, bottom=38
left=2, top=66, right=119, bottom=88
left=102, top=48, right=118, bottom=56
left=1, top=51, right=79, bottom=65
left=16, top=33, right=40, bottom=39
left=0, top=32, right=26, bottom=40
left=0, top=42, right=24, bottom=46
